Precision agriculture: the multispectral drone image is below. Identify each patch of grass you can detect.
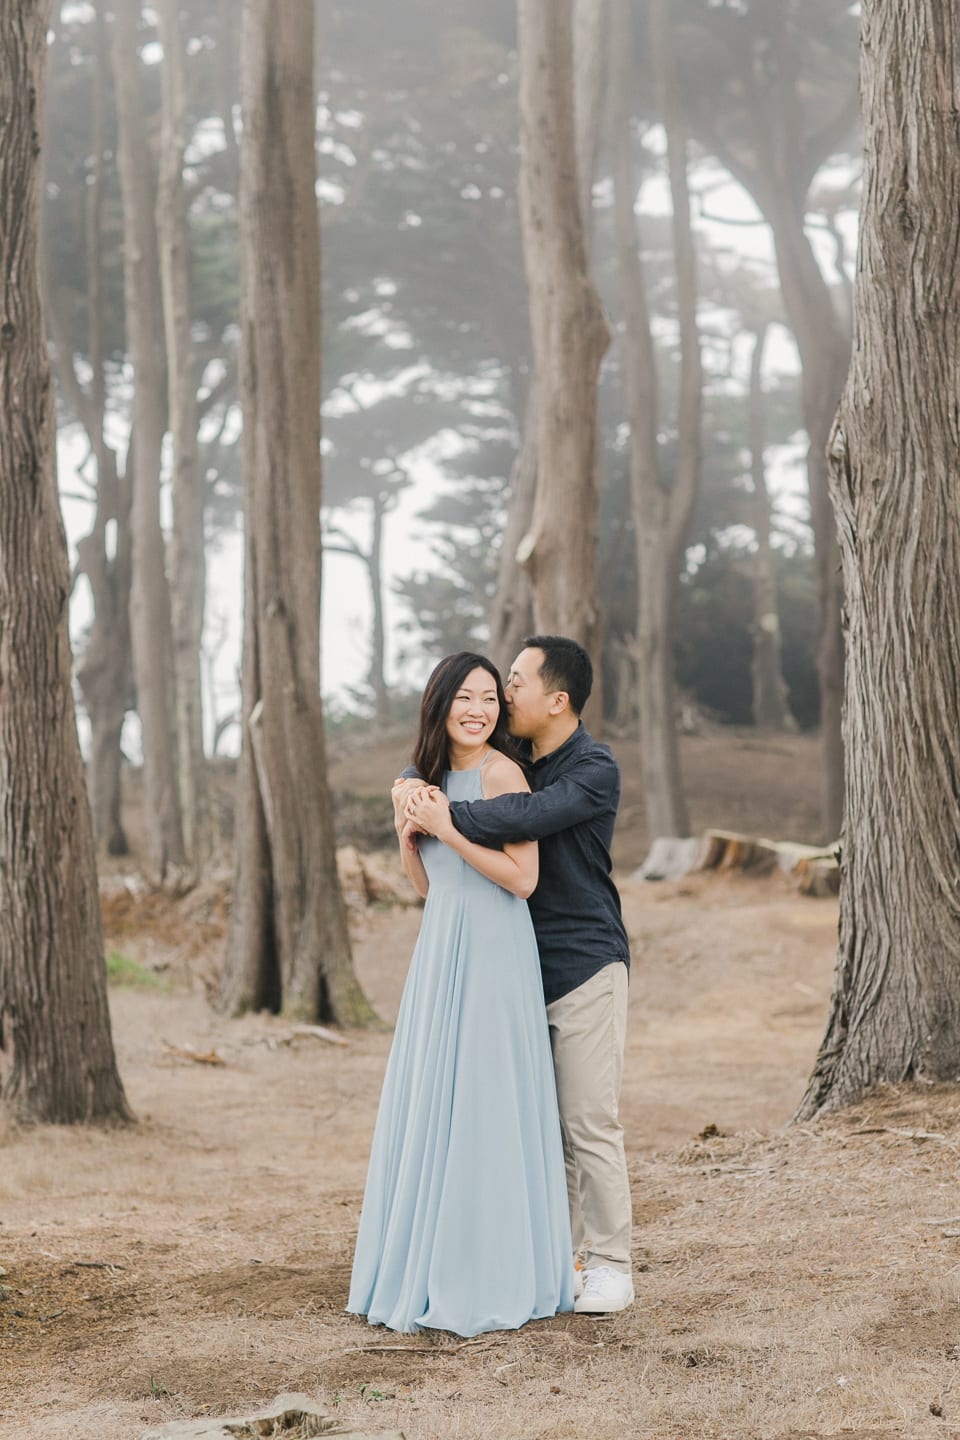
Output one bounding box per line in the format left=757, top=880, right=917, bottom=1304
left=359, top=1384, right=393, bottom=1403
left=105, top=950, right=166, bottom=989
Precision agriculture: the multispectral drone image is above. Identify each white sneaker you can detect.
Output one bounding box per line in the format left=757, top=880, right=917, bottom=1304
left=574, top=1265, right=634, bottom=1314
left=573, top=1263, right=585, bottom=1300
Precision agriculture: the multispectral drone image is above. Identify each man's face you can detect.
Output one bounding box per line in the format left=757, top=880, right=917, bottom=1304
left=504, top=647, right=556, bottom=739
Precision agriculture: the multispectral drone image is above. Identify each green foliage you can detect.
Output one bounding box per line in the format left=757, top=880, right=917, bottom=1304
left=105, top=951, right=167, bottom=990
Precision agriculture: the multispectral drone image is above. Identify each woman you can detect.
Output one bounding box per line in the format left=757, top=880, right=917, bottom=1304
left=347, top=651, right=573, bottom=1337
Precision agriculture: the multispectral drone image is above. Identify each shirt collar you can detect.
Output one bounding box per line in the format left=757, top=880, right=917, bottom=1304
left=529, top=721, right=587, bottom=768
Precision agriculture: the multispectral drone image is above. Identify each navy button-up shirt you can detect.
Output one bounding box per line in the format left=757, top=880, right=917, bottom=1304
left=445, top=724, right=630, bottom=1005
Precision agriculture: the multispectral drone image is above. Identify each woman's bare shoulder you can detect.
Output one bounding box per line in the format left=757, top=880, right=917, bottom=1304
left=481, top=752, right=531, bottom=798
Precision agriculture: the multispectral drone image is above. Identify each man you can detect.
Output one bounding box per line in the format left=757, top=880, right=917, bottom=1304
left=394, top=636, right=633, bottom=1315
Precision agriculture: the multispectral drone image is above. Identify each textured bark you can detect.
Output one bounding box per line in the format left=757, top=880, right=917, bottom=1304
left=111, top=0, right=185, bottom=878
left=748, top=325, right=792, bottom=732
left=223, top=0, right=377, bottom=1026
left=610, top=0, right=699, bottom=838
left=514, top=0, right=610, bottom=691
left=797, top=0, right=960, bottom=1118
left=0, top=0, right=130, bottom=1123
left=157, top=0, right=209, bottom=870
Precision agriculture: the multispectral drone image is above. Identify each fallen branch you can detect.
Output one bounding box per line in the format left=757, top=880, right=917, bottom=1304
left=292, top=1023, right=351, bottom=1048
left=849, top=1127, right=960, bottom=1156
left=343, top=1335, right=507, bottom=1357
left=161, top=1041, right=226, bottom=1067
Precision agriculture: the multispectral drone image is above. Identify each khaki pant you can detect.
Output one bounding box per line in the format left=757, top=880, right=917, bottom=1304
left=546, top=961, right=631, bottom=1274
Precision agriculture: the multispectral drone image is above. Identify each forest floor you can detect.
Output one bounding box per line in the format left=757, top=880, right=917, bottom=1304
left=3, top=728, right=960, bottom=1440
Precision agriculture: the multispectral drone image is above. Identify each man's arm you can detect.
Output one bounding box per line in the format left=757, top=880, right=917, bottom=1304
left=449, top=753, right=620, bottom=845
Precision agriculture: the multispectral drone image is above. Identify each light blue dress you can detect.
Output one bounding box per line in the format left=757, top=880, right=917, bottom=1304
left=347, top=765, right=574, bottom=1337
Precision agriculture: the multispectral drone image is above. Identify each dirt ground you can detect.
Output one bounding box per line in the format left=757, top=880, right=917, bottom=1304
left=4, top=863, right=960, bottom=1440
left=3, top=731, right=959, bottom=1439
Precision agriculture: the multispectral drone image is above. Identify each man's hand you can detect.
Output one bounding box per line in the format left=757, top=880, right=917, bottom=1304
left=405, top=786, right=452, bottom=840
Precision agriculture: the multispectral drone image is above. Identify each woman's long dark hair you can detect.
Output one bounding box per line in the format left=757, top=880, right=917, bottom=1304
left=412, top=652, right=517, bottom=786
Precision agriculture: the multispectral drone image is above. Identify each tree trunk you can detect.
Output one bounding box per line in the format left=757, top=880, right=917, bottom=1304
left=761, top=2, right=848, bottom=836
left=683, top=10, right=853, bottom=843
left=490, top=3, right=607, bottom=684
left=157, top=0, right=209, bottom=870
left=367, top=492, right=389, bottom=726
left=610, top=0, right=698, bottom=838
left=0, top=0, right=130, bottom=1124
left=515, top=0, right=611, bottom=693
left=73, top=449, right=134, bottom=857
left=573, top=0, right=609, bottom=242
left=55, top=2, right=133, bottom=856
left=766, top=206, right=848, bottom=840
left=111, top=0, right=185, bottom=879
left=488, top=385, right=537, bottom=673
left=222, top=0, right=377, bottom=1026
left=748, top=324, right=792, bottom=732
left=47, top=295, right=133, bottom=857
left=797, top=0, right=960, bottom=1119
left=217, top=0, right=240, bottom=175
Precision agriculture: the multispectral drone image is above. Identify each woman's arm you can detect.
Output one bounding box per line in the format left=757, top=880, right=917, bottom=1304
left=404, top=757, right=538, bottom=899
left=398, top=819, right=429, bottom=899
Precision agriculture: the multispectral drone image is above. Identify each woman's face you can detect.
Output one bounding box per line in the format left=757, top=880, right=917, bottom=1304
left=445, top=666, right=500, bottom=755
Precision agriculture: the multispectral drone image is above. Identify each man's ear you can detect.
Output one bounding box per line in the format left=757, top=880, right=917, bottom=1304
left=550, top=691, right=571, bottom=716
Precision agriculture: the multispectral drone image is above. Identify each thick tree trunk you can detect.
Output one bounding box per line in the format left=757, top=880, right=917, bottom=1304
left=111, top=0, right=185, bottom=879
left=515, top=0, right=611, bottom=688
left=797, top=0, right=960, bottom=1119
left=610, top=0, right=698, bottom=838
left=748, top=325, right=792, bottom=732
left=223, top=0, right=377, bottom=1026
left=0, top=0, right=130, bottom=1124
left=157, top=0, right=209, bottom=870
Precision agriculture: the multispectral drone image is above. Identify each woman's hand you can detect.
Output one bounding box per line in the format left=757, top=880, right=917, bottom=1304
left=405, top=786, right=452, bottom=840
left=391, top=777, right=421, bottom=836
left=399, top=819, right=421, bottom=854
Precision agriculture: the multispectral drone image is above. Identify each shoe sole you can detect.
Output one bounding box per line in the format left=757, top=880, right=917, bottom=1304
left=574, top=1293, right=635, bottom=1315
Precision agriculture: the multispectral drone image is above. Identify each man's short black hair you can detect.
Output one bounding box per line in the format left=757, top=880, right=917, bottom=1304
left=522, top=635, right=593, bottom=716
